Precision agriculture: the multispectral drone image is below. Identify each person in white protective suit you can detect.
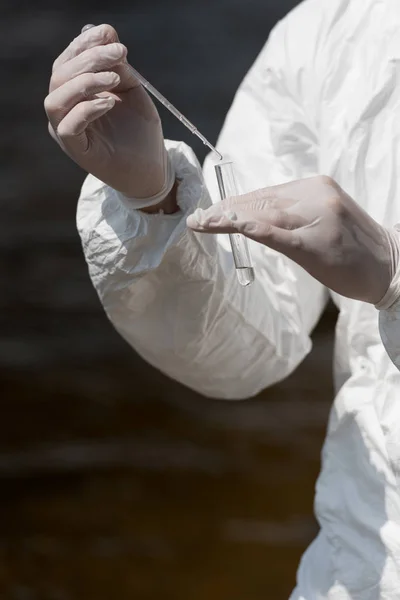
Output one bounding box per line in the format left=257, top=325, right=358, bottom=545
left=45, top=0, right=400, bottom=597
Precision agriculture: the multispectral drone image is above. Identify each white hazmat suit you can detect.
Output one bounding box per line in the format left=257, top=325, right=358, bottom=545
left=76, top=0, right=400, bottom=597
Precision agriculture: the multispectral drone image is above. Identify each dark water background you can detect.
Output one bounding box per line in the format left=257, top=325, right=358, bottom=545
left=0, top=0, right=338, bottom=597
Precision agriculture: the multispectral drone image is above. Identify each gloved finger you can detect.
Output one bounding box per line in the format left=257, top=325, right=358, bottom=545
left=56, top=96, right=116, bottom=149
left=77, top=25, right=141, bottom=93
left=187, top=207, right=302, bottom=255
left=50, top=42, right=127, bottom=92
left=52, top=24, right=119, bottom=73
left=45, top=71, right=120, bottom=128
left=224, top=188, right=297, bottom=211
left=187, top=203, right=301, bottom=233
left=53, top=25, right=138, bottom=94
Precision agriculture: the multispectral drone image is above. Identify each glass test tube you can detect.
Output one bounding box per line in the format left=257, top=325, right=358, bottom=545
left=214, top=161, right=255, bottom=287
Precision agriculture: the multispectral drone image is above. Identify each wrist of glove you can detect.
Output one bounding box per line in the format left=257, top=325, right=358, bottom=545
left=116, top=148, right=176, bottom=210
left=375, top=226, right=400, bottom=310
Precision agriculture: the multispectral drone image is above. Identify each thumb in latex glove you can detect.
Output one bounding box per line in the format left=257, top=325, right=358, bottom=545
left=187, top=175, right=400, bottom=305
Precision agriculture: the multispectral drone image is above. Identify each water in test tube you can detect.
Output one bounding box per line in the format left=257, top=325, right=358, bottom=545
left=214, top=161, right=255, bottom=287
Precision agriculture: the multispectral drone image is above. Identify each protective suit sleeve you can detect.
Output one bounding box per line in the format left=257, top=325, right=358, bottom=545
left=76, top=11, right=328, bottom=400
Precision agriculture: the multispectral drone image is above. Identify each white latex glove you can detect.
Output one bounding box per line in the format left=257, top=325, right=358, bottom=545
left=187, top=175, right=400, bottom=306
left=45, top=24, right=174, bottom=206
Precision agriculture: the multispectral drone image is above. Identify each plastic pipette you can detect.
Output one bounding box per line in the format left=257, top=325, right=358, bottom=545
left=129, top=65, right=223, bottom=160
left=79, top=25, right=220, bottom=158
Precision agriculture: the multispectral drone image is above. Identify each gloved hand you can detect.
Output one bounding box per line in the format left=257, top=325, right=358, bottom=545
left=45, top=24, right=175, bottom=208
left=187, top=175, right=400, bottom=306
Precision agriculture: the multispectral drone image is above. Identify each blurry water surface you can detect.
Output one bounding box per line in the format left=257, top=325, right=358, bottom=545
left=0, top=0, right=338, bottom=598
